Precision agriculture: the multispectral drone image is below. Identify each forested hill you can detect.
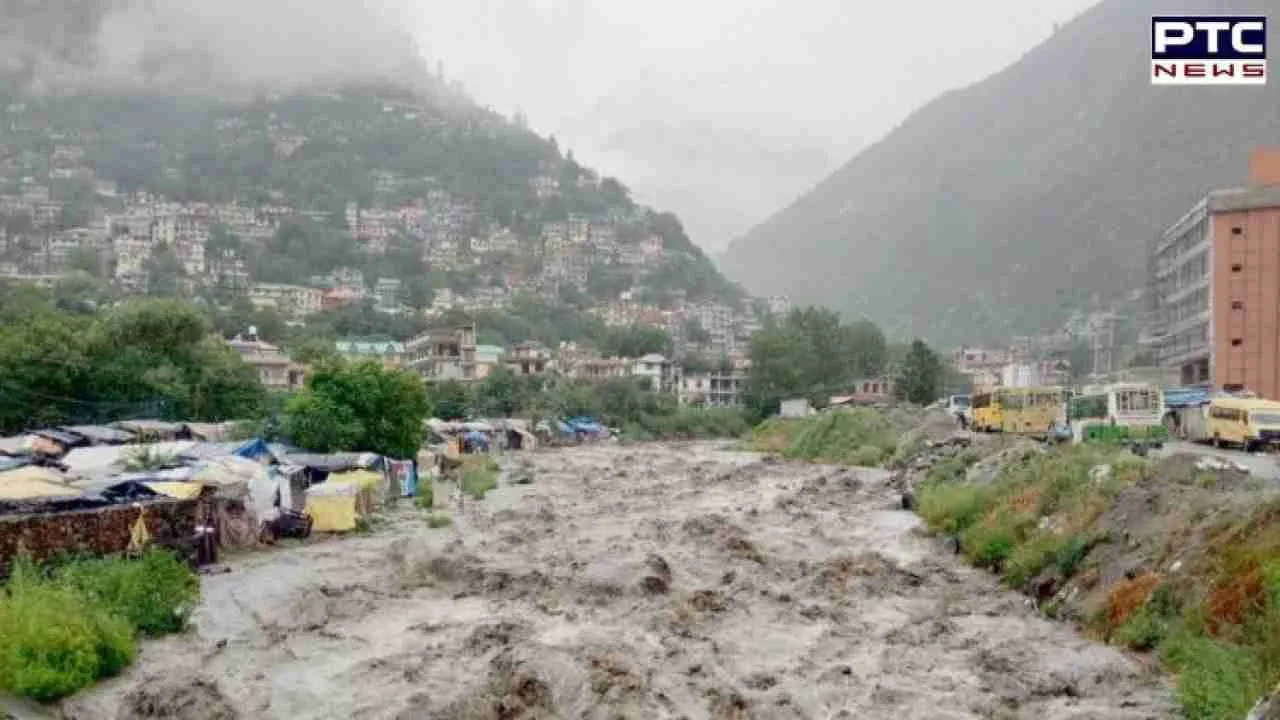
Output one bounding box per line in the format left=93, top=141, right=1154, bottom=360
left=0, top=0, right=743, bottom=322
left=719, top=0, right=1280, bottom=346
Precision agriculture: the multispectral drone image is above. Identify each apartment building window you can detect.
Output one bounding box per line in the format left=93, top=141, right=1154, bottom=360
left=1232, top=339, right=1244, bottom=347
left=1232, top=301, right=1245, bottom=310
left=1232, top=227, right=1244, bottom=236
left=1233, top=263, right=1244, bottom=272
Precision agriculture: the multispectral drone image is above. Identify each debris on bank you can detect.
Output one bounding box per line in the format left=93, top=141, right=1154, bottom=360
left=899, top=409, right=1280, bottom=720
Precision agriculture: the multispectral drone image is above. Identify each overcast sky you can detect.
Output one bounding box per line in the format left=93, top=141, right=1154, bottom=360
left=408, top=0, right=1101, bottom=253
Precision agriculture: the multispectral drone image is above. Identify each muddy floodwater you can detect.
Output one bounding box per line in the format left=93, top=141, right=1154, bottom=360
left=63, top=443, right=1174, bottom=719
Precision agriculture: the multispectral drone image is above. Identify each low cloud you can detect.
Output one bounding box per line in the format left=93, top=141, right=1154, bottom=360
left=0, top=0, right=429, bottom=95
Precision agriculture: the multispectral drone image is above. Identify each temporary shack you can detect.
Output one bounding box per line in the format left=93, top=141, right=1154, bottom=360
left=190, top=456, right=266, bottom=549
left=30, top=429, right=89, bottom=455
left=62, top=441, right=197, bottom=480
left=0, top=435, right=31, bottom=456
left=305, top=470, right=383, bottom=532
left=58, top=425, right=136, bottom=446
left=387, top=460, right=418, bottom=498
left=184, top=422, right=238, bottom=441
left=305, top=482, right=362, bottom=532
left=0, top=466, right=80, bottom=501
left=111, top=420, right=190, bottom=441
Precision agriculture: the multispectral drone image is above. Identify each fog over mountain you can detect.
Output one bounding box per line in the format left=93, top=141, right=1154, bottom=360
left=0, top=0, right=429, bottom=95
left=408, top=0, right=1099, bottom=252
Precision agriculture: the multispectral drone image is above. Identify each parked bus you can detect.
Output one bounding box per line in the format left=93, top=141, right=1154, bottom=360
left=995, top=387, right=1071, bottom=436
left=971, top=392, right=1001, bottom=432
left=1068, top=383, right=1167, bottom=446
left=1206, top=396, right=1280, bottom=451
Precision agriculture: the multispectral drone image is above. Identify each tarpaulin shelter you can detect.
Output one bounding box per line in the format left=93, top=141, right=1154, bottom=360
left=184, top=422, right=239, bottom=441
left=181, top=438, right=276, bottom=464
left=58, top=425, right=136, bottom=446
left=0, top=466, right=81, bottom=501
left=387, top=460, right=417, bottom=498
left=0, top=435, right=31, bottom=456
left=111, top=420, right=190, bottom=441
left=62, top=441, right=198, bottom=481
left=31, top=429, right=90, bottom=455
left=305, top=470, right=384, bottom=532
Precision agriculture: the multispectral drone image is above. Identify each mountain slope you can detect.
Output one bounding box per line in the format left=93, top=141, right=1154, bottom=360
left=719, top=0, right=1280, bottom=345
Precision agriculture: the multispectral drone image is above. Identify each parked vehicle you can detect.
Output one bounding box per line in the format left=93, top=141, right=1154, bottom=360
left=944, top=394, right=971, bottom=421
left=1068, top=383, right=1167, bottom=450
left=971, top=392, right=1000, bottom=432
left=1206, top=396, right=1280, bottom=451
left=974, top=387, right=1070, bottom=437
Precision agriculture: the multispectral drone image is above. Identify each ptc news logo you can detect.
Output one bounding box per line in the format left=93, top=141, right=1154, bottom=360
left=1152, top=16, right=1267, bottom=85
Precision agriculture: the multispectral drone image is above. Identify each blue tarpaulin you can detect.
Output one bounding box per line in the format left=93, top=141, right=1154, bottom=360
left=1162, top=385, right=1216, bottom=409
left=565, top=417, right=606, bottom=435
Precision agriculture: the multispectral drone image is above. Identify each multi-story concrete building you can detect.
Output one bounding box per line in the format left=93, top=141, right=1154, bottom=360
left=1147, top=150, right=1280, bottom=397
left=633, top=354, right=676, bottom=394
left=678, top=364, right=747, bottom=408
left=404, top=325, right=479, bottom=381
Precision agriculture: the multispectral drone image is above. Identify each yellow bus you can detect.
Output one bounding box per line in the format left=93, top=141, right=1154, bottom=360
left=1207, top=396, right=1280, bottom=451
left=993, top=387, right=1070, bottom=436
left=971, top=392, right=1002, bottom=432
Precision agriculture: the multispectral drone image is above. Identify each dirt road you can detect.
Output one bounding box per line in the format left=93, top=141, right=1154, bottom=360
left=63, top=443, right=1174, bottom=719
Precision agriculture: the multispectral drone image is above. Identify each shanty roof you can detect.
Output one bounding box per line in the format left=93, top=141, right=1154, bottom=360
left=0, top=435, right=31, bottom=456
left=0, top=466, right=81, bottom=501
left=184, top=422, right=238, bottom=441
left=111, top=420, right=188, bottom=438
left=58, top=425, right=136, bottom=445
left=32, top=428, right=89, bottom=447
left=62, top=441, right=197, bottom=480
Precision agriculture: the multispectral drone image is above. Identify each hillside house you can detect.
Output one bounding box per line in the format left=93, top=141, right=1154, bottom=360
left=227, top=334, right=306, bottom=391
left=335, top=338, right=405, bottom=369
left=404, top=325, right=478, bottom=381
left=633, top=354, right=676, bottom=394
left=249, top=283, right=323, bottom=318
left=507, top=341, right=552, bottom=377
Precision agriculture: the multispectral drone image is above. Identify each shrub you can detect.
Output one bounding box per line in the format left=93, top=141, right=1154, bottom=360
left=414, top=480, right=434, bottom=509
left=963, top=514, right=1018, bottom=570
left=0, top=561, right=137, bottom=702
left=917, top=482, right=992, bottom=536
left=849, top=445, right=884, bottom=467
left=427, top=513, right=454, bottom=529
left=1114, top=604, right=1170, bottom=651
left=1162, top=632, right=1267, bottom=720
left=57, top=549, right=199, bottom=636
left=780, top=409, right=897, bottom=465
left=460, top=457, right=499, bottom=500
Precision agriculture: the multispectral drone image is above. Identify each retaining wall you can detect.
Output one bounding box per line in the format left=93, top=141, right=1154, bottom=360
left=0, top=499, right=198, bottom=573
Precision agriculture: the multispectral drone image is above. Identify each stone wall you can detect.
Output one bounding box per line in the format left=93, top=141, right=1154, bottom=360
left=0, top=499, right=199, bottom=574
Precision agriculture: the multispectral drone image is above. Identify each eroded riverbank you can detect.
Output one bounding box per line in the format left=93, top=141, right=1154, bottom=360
left=62, top=443, right=1174, bottom=719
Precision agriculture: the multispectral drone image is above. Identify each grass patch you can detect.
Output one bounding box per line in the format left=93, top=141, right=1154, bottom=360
left=426, top=513, right=454, bottom=529
left=414, top=480, right=434, bottom=509
left=56, top=549, right=199, bottom=636
left=0, top=551, right=198, bottom=702
left=915, top=444, right=1280, bottom=718
left=460, top=456, right=500, bottom=500
left=753, top=409, right=898, bottom=466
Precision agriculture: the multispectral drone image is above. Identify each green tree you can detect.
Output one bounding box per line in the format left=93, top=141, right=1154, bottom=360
left=282, top=359, right=429, bottom=458
left=599, top=325, right=673, bottom=358
left=895, top=340, right=943, bottom=405
left=743, top=307, right=889, bottom=421
left=429, top=380, right=472, bottom=421
left=472, top=366, right=523, bottom=417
